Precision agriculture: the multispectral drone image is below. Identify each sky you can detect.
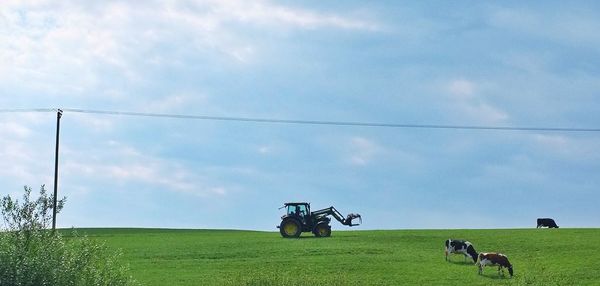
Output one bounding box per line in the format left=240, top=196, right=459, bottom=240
left=1, top=0, right=600, bottom=230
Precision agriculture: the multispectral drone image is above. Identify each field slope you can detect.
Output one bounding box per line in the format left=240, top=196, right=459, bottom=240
left=73, top=228, right=600, bottom=285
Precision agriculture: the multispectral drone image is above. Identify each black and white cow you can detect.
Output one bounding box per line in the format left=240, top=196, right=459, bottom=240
left=444, top=239, right=478, bottom=263
left=537, top=218, right=559, bottom=228
left=477, top=252, right=513, bottom=277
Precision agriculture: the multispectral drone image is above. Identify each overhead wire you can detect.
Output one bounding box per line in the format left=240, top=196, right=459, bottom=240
left=0, top=108, right=57, bottom=113
left=2, top=107, right=600, bottom=132
left=62, top=108, right=600, bottom=132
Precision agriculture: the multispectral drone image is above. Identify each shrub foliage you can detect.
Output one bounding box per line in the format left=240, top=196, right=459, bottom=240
left=0, top=185, right=137, bottom=286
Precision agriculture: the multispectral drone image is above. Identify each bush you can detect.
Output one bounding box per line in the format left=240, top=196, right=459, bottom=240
left=0, top=185, right=138, bottom=286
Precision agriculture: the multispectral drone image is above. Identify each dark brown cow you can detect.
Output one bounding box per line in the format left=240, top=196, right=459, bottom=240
left=476, top=252, right=513, bottom=277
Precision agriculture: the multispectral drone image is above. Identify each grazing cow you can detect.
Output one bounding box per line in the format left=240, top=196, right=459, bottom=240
left=444, top=239, right=478, bottom=263
left=537, top=218, right=559, bottom=228
left=477, top=252, right=513, bottom=277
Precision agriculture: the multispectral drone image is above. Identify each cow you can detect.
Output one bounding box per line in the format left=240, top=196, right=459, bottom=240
left=444, top=239, right=478, bottom=263
left=476, top=252, right=513, bottom=278
left=537, top=218, right=559, bottom=228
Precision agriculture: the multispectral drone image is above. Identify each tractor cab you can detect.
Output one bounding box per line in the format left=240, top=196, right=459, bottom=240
left=283, top=202, right=310, bottom=219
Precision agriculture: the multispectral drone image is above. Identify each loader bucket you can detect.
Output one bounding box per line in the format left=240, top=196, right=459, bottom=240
left=345, top=213, right=362, bottom=226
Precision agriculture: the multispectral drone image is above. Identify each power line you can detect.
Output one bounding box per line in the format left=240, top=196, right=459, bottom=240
left=0, top=108, right=57, bottom=113
left=2, top=107, right=599, bottom=132
left=61, top=108, right=600, bottom=132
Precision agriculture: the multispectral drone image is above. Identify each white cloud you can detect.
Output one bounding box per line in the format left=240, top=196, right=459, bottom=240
left=479, top=154, right=547, bottom=185
left=532, top=134, right=569, bottom=150
left=68, top=113, right=115, bottom=133
left=347, top=136, right=381, bottom=166
left=142, top=93, right=209, bottom=113
left=448, top=79, right=475, bottom=99
left=61, top=141, right=232, bottom=198
left=0, top=115, right=55, bottom=188
left=258, top=146, right=270, bottom=154
left=209, top=187, right=227, bottom=196
left=212, top=0, right=378, bottom=30
left=0, top=139, right=39, bottom=183
left=489, top=7, right=600, bottom=47
left=0, top=0, right=378, bottom=95
left=445, top=79, right=509, bottom=124
left=497, top=51, right=550, bottom=75
left=461, top=102, right=509, bottom=123
left=530, top=134, right=600, bottom=162
left=0, top=121, right=32, bottom=138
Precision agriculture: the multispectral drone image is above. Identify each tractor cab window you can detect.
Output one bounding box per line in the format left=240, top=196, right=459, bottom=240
left=287, top=205, right=307, bottom=217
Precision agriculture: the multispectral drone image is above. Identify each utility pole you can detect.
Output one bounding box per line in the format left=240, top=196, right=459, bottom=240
left=52, top=109, right=63, bottom=231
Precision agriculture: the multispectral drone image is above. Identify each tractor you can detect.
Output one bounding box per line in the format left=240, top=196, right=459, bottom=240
left=277, top=202, right=362, bottom=238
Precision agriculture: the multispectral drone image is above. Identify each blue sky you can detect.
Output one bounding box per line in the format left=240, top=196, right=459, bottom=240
left=1, top=1, right=600, bottom=230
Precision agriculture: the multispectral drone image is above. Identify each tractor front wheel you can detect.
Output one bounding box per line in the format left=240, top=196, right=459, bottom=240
left=280, top=219, right=302, bottom=238
left=313, top=223, right=331, bottom=237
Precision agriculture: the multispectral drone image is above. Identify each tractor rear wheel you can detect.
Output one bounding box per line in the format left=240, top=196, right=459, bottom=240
left=313, top=223, right=331, bottom=237
left=280, top=219, right=302, bottom=238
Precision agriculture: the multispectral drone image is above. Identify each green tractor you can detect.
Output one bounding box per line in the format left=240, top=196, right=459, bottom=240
left=278, top=202, right=362, bottom=238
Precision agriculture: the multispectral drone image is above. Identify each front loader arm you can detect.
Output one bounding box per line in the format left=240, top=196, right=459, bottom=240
left=311, top=206, right=362, bottom=226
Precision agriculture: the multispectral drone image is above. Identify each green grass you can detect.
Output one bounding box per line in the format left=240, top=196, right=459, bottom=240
left=69, top=228, right=600, bottom=285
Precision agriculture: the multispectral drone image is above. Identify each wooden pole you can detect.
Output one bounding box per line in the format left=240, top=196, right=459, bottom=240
left=52, top=109, right=62, bottom=231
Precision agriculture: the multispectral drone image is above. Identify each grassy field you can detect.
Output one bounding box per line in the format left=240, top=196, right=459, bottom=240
left=71, top=228, right=600, bottom=285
